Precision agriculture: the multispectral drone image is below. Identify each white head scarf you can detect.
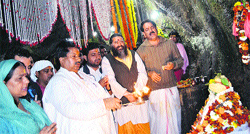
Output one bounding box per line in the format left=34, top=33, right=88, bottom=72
left=30, top=60, right=55, bottom=82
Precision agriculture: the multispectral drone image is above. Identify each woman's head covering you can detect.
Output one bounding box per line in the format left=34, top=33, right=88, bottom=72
left=0, top=59, right=51, bottom=133
left=30, top=60, right=55, bottom=82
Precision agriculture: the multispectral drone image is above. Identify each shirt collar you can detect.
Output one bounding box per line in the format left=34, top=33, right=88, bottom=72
left=143, top=36, right=167, bottom=47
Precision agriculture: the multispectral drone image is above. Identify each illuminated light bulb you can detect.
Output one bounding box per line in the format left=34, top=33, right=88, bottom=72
left=151, top=11, right=159, bottom=20
left=93, top=31, right=97, bottom=37
left=111, top=26, right=115, bottom=32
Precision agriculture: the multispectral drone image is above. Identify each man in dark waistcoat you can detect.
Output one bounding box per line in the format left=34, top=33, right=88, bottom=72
left=101, top=33, right=150, bottom=134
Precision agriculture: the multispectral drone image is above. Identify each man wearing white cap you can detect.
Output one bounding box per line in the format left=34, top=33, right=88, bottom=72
left=30, top=60, right=55, bottom=103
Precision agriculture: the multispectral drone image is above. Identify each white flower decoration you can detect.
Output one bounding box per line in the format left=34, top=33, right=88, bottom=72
left=223, top=101, right=233, bottom=108
left=222, top=119, right=229, bottom=126
left=225, top=110, right=234, bottom=116
left=210, top=111, right=219, bottom=120
left=239, top=101, right=242, bottom=106
left=205, top=124, right=215, bottom=133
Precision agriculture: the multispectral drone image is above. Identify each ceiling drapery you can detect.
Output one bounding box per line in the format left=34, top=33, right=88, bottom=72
left=0, top=0, right=112, bottom=47
left=58, top=0, right=86, bottom=48
left=0, top=0, right=57, bottom=46
left=59, top=0, right=111, bottom=47
left=89, top=0, right=111, bottom=41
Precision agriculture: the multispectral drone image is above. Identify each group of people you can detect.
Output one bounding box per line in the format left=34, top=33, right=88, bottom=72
left=0, top=19, right=188, bottom=134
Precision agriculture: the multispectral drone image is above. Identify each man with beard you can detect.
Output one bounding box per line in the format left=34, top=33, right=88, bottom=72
left=137, top=19, right=183, bottom=134
left=43, top=40, right=121, bottom=134
left=102, top=33, right=150, bottom=134
left=79, top=42, right=111, bottom=94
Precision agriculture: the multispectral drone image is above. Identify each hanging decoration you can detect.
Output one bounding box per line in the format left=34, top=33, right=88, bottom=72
left=0, top=0, right=57, bottom=46
left=119, top=0, right=132, bottom=49
left=79, top=0, right=88, bottom=47
left=110, top=0, right=118, bottom=33
left=233, top=1, right=250, bottom=65
left=124, top=0, right=135, bottom=49
left=128, top=0, right=138, bottom=47
left=114, top=0, right=126, bottom=41
left=89, top=0, right=112, bottom=41
left=59, top=0, right=111, bottom=47
left=111, top=0, right=139, bottom=49
left=58, top=0, right=84, bottom=48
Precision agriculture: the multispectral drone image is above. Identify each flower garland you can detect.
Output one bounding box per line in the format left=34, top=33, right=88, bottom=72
left=114, top=0, right=126, bottom=41
left=123, top=0, right=135, bottom=49
left=91, top=0, right=112, bottom=41
left=119, top=0, right=132, bottom=49
left=110, top=0, right=118, bottom=33
left=233, top=1, right=250, bottom=65
left=0, top=0, right=57, bottom=46
left=126, top=0, right=137, bottom=48
left=189, top=89, right=250, bottom=134
left=130, top=0, right=138, bottom=47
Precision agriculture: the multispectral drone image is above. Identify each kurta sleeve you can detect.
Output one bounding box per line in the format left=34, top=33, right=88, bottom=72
left=134, top=52, right=148, bottom=89
left=101, top=57, right=127, bottom=99
left=43, top=77, right=107, bottom=121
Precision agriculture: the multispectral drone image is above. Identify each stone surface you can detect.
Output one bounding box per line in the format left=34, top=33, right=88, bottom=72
left=178, top=84, right=209, bottom=133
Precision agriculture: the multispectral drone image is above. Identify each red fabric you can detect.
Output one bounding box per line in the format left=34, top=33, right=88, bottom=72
left=245, top=13, right=250, bottom=38
left=174, top=69, right=184, bottom=82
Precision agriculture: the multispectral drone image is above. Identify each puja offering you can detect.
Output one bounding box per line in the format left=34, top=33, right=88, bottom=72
left=177, top=78, right=192, bottom=88
left=188, top=73, right=250, bottom=134
left=122, top=86, right=150, bottom=106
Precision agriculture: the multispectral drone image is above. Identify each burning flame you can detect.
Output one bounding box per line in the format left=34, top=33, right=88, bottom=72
left=133, top=84, right=150, bottom=98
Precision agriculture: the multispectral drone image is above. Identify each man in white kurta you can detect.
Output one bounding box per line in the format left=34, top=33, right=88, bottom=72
left=43, top=40, right=121, bottom=134
left=102, top=34, right=150, bottom=134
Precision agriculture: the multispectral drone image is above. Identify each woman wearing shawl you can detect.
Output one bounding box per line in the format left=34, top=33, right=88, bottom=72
left=0, top=59, right=56, bottom=134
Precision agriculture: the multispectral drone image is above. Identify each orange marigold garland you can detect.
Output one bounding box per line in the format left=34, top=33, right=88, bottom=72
left=233, top=1, right=250, bottom=65
left=114, top=0, right=126, bottom=40
left=119, top=0, right=132, bottom=49
left=124, top=0, right=136, bottom=49
left=110, top=0, right=118, bottom=33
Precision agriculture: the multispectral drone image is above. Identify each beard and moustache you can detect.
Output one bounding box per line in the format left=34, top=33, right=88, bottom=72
left=111, top=44, right=128, bottom=58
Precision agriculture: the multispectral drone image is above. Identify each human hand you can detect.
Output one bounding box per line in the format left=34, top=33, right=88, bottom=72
left=124, top=92, right=137, bottom=102
left=103, top=98, right=121, bottom=110
left=162, top=62, right=174, bottom=70
left=34, top=100, right=42, bottom=107
left=39, top=123, right=57, bottom=134
left=99, top=75, right=109, bottom=88
left=148, top=71, right=161, bottom=83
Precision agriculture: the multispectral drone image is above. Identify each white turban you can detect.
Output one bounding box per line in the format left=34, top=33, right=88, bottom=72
left=30, top=60, right=55, bottom=82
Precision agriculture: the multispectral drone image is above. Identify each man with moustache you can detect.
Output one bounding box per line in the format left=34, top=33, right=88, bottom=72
left=137, top=19, right=183, bottom=134
left=43, top=40, right=121, bottom=134
left=102, top=34, right=150, bottom=134
left=79, top=42, right=111, bottom=94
